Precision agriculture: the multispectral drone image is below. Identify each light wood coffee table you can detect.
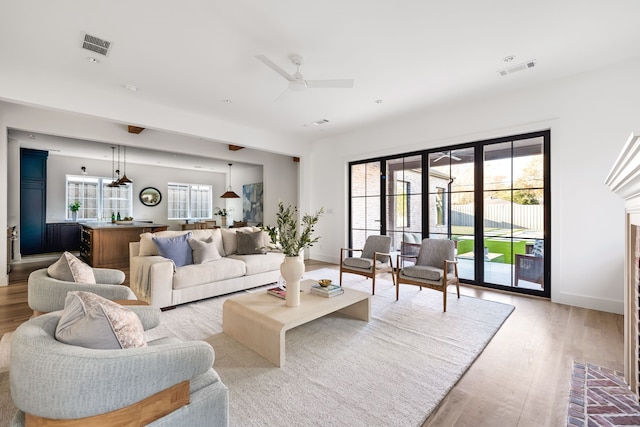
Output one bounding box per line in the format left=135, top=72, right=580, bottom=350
left=222, top=279, right=370, bottom=367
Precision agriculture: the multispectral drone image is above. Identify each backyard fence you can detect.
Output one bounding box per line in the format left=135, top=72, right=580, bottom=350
left=452, top=204, right=543, bottom=230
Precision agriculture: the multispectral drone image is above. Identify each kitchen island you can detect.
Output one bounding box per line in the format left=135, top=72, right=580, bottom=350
left=80, top=222, right=168, bottom=268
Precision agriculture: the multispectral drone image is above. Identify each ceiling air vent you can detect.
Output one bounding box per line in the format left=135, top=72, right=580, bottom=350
left=498, top=60, right=536, bottom=77
left=81, top=33, right=111, bottom=56
left=312, top=119, right=330, bottom=126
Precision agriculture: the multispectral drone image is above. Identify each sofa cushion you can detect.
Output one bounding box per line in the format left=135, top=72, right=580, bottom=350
left=228, top=252, right=285, bottom=275
left=173, top=258, right=247, bottom=290
left=189, top=237, right=222, bottom=264
left=190, top=228, right=225, bottom=256
left=237, top=231, right=266, bottom=255
left=221, top=227, right=255, bottom=256
left=153, top=233, right=193, bottom=267
left=55, top=291, right=147, bottom=349
left=47, top=251, right=96, bottom=284
left=139, top=230, right=191, bottom=256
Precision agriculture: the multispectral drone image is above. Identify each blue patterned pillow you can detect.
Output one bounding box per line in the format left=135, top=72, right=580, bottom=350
left=531, top=239, right=544, bottom=258
left=153, top=232, right=193, bottom=267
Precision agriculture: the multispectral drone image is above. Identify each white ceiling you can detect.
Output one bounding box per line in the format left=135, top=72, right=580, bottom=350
left=2, top=0, right=640, bottom=143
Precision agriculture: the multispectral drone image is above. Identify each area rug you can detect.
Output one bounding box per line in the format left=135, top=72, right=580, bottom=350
left=0, top=269, right=514, bottom=427
left=568, top=361, right=640, bottom=426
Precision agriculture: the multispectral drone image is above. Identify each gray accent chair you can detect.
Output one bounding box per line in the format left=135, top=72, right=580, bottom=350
left=396, top=238, right=460, bottom=312
left=10, top=305, right=229, bottom=426
left=339, top=235, right=395, bottom=295
left=28, top=268, right=136, bottom=315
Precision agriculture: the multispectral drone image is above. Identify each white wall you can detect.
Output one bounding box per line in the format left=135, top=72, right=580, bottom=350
left=307, top=58, right=640, bottom=314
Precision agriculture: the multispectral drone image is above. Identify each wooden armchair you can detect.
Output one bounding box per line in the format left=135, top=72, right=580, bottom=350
left=339, top=235, right=395, bottom=295
left=396, top=238, right=459, bottom=312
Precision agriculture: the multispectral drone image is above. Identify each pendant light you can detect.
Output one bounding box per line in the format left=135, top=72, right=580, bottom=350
left=107, top=147, right=120, bottom=187
left=220, top=163, right=240, bottom=198
left=116, top=145, right=132, bottom=185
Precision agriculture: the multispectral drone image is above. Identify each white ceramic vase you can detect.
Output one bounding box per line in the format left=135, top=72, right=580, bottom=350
left=280, top=255, right=305, bottom=307
left=71, top=211, right=78, bottom=222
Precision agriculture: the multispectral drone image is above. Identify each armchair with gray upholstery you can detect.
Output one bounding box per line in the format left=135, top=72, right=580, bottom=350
left=28, top=267, right=136, bottom=315
left=396, top=238, right=460, bottom=312
left=339, top=235, right=395, bottom=295
left=10, top=304, right=229, bottom=426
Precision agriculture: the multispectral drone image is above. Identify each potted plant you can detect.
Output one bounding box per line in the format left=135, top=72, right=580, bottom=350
left=266, top=201, right=324, bottom=307
left=69, top=201, right=81, bottom=222
left=214, top=207, right=233, bottom=226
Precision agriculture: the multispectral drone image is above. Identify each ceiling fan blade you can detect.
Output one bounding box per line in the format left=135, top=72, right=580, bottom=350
left=305, top=79, right=354, bottom=89
left=255, top=55, right=295, bottom=81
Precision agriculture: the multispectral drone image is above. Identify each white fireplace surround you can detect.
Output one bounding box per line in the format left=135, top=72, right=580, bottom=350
left=606, top=131, right=640, bottom=398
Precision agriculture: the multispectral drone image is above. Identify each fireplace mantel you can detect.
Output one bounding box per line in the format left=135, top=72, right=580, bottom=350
left=606, top=133, right=640, bottom=200
left=606, top=131, right=640, bottom=399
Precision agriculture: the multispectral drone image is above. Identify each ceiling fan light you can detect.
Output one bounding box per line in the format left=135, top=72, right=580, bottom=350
left=289, top=80, right=307, bottom=91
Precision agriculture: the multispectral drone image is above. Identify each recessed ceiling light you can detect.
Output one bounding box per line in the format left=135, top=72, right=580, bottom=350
left=374, top=99, right=383, bottom=104
left=312, top=119, right=330, bottom=126
left=87, top=57, right=100, bottom=64
left=28, top=134, right=36, bottom=139
left=124, top=84, right=138, bottom=92
left=503, top=55, right=515, bottom=63
left=222, top=99, right=232, bottom=104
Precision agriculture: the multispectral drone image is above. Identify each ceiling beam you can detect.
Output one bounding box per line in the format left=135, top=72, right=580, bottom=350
left=128, top=126, right=145, bottom=134
left=228, top=144, right=244, bottom=151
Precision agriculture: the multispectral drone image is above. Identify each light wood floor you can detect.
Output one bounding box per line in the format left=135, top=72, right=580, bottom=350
left=1, top=259, right=624, bottom=426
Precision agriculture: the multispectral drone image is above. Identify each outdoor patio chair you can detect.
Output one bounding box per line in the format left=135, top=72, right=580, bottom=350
left=396, top=238, right=459, bottom=312
left=339, top=235, right=395, bottom=295
left=515, top=239, right=544, bottom=289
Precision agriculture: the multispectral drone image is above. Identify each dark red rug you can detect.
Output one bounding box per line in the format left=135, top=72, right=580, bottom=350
left=569, top=361, right=640, bottom=426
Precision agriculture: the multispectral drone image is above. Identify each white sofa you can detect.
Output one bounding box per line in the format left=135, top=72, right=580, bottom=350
left=130, top=227, right=284, bottom=309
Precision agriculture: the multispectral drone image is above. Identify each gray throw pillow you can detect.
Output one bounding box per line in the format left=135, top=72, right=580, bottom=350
left=236, top=231, right=266, bottom=255
left=55, top=291, right=147, bottom=349
left=47, top=251, right=96, bottom=284
left=188, top=237, right=222, bottom=264
left=152, top=232, right=193, bottom=267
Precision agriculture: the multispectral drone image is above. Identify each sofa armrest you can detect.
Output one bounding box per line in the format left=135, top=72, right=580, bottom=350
left=10, top=313, right=215, bottom=420
left=130, top=255, right=175, bottom=308
left=27, top=269, right=136, bottom=313
left=92, top=268, right=126, bottom=285
left=128, top=305, right=162, bottom=330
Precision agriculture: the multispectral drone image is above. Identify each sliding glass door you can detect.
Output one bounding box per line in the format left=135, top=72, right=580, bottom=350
left=348, top=130, right=549, bottom=297
left=482, top=136, right=545, bottom=290
left=427, top=147, right=476, bottom=281
left=350, top=161, right=382, bottom=249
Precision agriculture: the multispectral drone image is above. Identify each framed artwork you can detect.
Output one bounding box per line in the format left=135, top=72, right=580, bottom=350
left=242, top=182, right=263, bottom=223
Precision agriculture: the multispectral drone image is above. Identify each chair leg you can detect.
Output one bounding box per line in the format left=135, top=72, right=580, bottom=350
left=339, top=269, right=343, bottom=286
left=456, top=280, right=460, bottom=299
left=372, top=274, right=376, bottom=295
left=443, top=288, right=447, bottom=312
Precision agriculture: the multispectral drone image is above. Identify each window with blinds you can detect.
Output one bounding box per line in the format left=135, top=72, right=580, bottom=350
left=168, top=183, right=212, bottom=220
left=66, top=175, right=132, bottom=220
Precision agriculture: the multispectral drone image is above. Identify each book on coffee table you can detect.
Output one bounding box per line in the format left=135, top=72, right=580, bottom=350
left=310, top=283, right=344, bottom=298
left=267, top=286, right=287, bottom=299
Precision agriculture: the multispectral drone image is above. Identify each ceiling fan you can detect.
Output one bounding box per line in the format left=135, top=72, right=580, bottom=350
left=255, top=54, right=354, bottom=93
